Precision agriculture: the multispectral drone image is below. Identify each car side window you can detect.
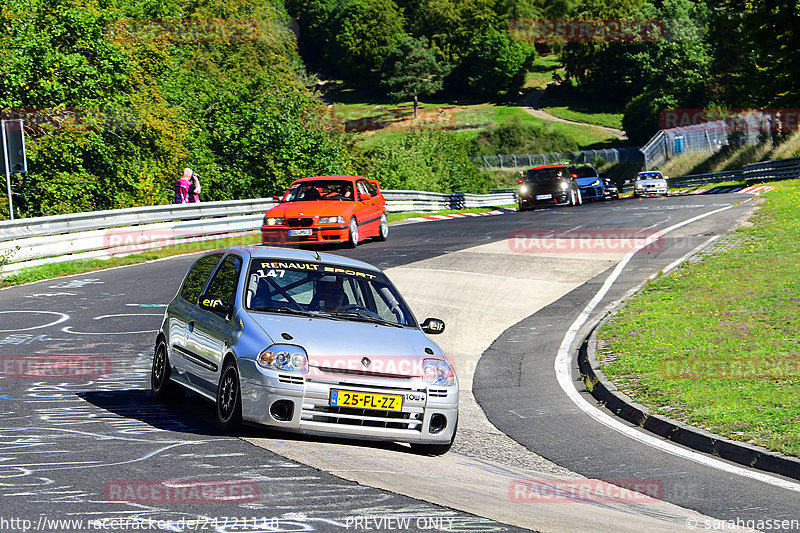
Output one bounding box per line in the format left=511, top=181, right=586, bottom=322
left=356, top=180, right=369, bottom=195
left=364, top=181, right=378, bottom=195
left=180, top=253, right=224, bottom=304
left=204, top=254, right=243, bottom=307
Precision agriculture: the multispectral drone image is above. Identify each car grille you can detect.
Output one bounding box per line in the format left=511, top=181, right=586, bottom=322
left=301, top=381, right=425, bottom=431
left=316, top=366, right=413, bottom=380
left=278, top=374, right=305, bottom=385
left=286, top=217, right=314, bottom=227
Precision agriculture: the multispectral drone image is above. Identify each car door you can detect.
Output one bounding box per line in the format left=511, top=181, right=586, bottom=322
left=356, top=179, right=380, bottom=235
left=169, top=253, right=224, bottom=375
left=185, top=253, right=243, bottom=393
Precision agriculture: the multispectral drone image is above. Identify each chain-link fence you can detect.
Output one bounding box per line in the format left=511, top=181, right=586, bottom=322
left=472, top=147, right=643, bottom=170
left=642, top=112, right=773, bottom=170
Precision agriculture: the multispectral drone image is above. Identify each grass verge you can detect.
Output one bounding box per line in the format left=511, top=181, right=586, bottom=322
left=0, top=205, right=516, bottom=289
left=597, top=179, right=800, bottom=457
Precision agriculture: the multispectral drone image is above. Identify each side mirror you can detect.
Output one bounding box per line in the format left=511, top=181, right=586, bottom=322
left=359, top=193, right=372, bottom=201
left=272, top=195, right=282, bottom=203
left=421, top=318, right=445, bottom=334
left=198, top=294, right=231, bottom=318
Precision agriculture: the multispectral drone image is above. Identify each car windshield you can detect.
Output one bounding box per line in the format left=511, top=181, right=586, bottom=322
left=638, top=173, right=663, bottom=180
left=283, top=180, right=354, bottom=202
left=526, top=167, right=568, bottom=181
left=244, top=259, right=416, bottom=327
left=572, top=167, right=599, bottom=178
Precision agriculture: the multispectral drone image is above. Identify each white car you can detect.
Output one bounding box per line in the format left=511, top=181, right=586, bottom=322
left=633, top=171, right=668, bottom=197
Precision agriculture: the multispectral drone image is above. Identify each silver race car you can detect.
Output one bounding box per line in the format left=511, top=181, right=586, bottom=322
left=151, top=246, right=458, bottom=455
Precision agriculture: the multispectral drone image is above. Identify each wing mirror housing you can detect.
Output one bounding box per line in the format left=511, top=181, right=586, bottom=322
left=421, top=318, right=445, bottom=334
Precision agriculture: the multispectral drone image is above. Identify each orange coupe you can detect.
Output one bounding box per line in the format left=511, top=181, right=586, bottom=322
left=261, top=176, right=388, bottom=248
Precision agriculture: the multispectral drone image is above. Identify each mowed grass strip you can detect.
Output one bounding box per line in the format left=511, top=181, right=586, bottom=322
left=597, top=179, right=800, bottom=456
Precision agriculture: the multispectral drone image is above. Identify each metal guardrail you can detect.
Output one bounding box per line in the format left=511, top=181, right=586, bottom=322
left=664, top=170, right=744, bottom=189
left=0, top=189, right=515, bottom=272
left=743, top=157, right=800, bottom=183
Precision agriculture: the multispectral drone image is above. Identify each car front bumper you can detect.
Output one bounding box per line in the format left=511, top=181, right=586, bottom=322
left=261, top=226, right=349, bottom=244
left=238, top=359, right=458, bottom=445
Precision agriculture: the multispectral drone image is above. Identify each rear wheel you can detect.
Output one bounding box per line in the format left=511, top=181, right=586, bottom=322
left=347, top=217, right=359, bottom=248
left=376, top=213, right=388, bottom=241
left=151, top=339, right=184, bottom=403
left=216, top=359, right=242, bottom=431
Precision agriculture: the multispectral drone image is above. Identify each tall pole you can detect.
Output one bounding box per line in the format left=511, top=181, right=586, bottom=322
left=1, top=120, right=14, bottom=220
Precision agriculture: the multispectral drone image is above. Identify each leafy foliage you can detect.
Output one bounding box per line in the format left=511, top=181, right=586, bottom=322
left=380, top=36, right=449, bottom=117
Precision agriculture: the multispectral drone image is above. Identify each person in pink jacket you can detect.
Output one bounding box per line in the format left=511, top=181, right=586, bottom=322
left=175, top=167, right=201, bottom=203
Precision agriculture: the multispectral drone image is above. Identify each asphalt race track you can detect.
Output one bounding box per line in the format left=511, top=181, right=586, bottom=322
left=1, top=193, right=799, bottom=532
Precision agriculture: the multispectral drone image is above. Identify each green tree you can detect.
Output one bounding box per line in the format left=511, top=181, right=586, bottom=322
left=380, top=36, right=449, bottom=118
left=330, top=0, right=405, bottom=83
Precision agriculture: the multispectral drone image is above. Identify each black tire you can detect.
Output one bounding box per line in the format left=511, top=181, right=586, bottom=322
left=216, top=359, right=242, bottom=431
left=151, top=339, right=184, bottom=403
left=376, top=213, right=388, bottom=241
left=346, top=217, right=359, bottom=248
left=410, top=418, right=457, bottom=456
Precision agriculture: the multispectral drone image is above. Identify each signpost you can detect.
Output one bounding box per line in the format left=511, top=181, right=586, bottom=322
left=1, top=119, right=27, bottom=220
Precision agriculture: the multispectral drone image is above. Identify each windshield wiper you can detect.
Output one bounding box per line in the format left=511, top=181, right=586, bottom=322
left=319, top=310, right=404, bottom=328
left=252, top=306, right=315, bottom=318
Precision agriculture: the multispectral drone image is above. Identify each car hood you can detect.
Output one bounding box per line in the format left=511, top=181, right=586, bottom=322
left=575, top=177, right=601, bottom=186
left=266, top=201, right=355, bottom=219
left=637, top=178, right=667, bottom=186
left=248, top=313, right=444, bottom=377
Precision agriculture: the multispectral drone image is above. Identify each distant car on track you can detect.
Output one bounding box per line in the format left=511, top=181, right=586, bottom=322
left=602, top=177, right=620, bottom=200
left=517, top=164, right=582, bottom=211
left=261, top=176, right=388, bottom=248
left=633, top=171, right=668, bottom=198
left=152, top=246, right=458, bottom=455
left=570, top=166, right=606, bottom=201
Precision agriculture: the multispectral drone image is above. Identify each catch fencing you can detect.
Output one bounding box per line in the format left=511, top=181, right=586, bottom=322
left=472, top=147, right=643, bottom=170
left=641, top=112, right=772, bottom=170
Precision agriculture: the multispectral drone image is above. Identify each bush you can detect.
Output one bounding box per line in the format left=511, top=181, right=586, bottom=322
left=469, top=115, right=579, bottom=156
left=360, top=131, right=489, bottom=193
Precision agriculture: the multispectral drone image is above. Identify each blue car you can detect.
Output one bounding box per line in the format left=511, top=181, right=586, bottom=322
left=570, top=166, right=606, bottom=201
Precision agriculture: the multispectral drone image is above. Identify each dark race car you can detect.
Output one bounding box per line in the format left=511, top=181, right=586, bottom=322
left=570, top=166, right=606, bottom=202
left=602, top=177, right=620, bottom=200
left=517, top=165, right=582, bottom=211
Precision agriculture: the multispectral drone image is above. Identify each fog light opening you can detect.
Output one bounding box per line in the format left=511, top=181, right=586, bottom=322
left=429, top=413, right=447, bottom=434
left=270, top=400, right=294, bottom=422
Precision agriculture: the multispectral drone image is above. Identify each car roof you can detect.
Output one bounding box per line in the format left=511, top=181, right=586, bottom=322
left=528, top=164, right=568, bottom=170
left=291, top=175, right=361, bottom=183
left=638, top=171, right=663, bottom=175
left=220, top=245, right=382, bottom=273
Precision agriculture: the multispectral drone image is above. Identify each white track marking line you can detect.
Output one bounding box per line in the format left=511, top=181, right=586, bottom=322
left=554, top=199, right=800, bottom=493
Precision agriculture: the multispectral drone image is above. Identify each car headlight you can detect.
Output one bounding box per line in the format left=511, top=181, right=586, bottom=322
left=257, top=344, right=308, bottom=373
left=519, top=184, right=528, bottom=195
left=422, top=358, right=455, bottom=386
left=560, top=181, right=569, bottom=189
left=264, top=217, right=284, bottom=226
left=318, top=216, right=345, bottom=224
left=635, top=183, right=643, bottom=189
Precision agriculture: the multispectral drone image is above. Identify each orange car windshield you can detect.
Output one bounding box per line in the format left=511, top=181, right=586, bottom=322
left=285, top=180, right=355, bottom=202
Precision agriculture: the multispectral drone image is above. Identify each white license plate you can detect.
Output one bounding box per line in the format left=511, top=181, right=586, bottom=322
left=535, top=194, right=552, bottom=200
left=289, top=229, right=312, bottom=237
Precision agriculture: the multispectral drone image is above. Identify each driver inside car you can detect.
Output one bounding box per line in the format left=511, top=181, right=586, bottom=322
left=311, top=275, right=346, bottom=311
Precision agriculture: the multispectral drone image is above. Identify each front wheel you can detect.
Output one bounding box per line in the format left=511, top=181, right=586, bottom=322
left=410, top=419, right=458, bottom=456
left=568, top=188, right=577, bottom=206
left=216, top=360, right=242, bottom=431
left=347, top=217, right=359, bottom=248
left=151, top=339, right=184, bottom=403
left=576, top=188, right=583, bottom=206
left=376, top=213, right=388, bottom=241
